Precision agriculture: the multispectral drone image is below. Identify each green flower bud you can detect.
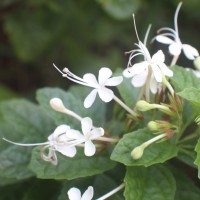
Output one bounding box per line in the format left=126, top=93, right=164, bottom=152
left=136, top=100, right=154, bottom=112
left=147, top=121, right=160, bottom=131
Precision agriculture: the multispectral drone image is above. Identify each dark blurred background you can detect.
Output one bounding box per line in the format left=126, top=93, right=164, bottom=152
left=0, top=0, right=200, bottom=101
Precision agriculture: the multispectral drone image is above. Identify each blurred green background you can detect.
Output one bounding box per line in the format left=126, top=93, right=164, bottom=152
left=0, top=0, right=200, bottom=99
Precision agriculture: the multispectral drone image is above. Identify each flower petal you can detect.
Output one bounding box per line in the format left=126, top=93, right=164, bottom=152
left=81, top=117, right=93, bottom=136
left=104, top=76, right=123, bottom=86
left=56, top=145, right=77, bottom=157
left=123, top=68, right=134, bottom=78
left=68, top=187, right=81, bottom=200
left=66, top=129, right=84, bottom=140
left=150, top=76, right=159, bottom=94
left=131, top=69, right=148, bottom=87
left=98, top=67, right=112, bottom=84
left=159, top=63, right=173, bottom=77
left=84, top=89, right=98, bottom=108
left=151, top=64, right=162, bottom=82
left=156, top=35, right=174, bottom=44
left=81, top=186, right=94, bottom=200
left=132, top=62, right=148, bottom=75
left=83, top=73, right=98, bottom=87
left=169, top=42, right=181, bottom=56
left=48, top=125, right=70, bottom=141
left=182, top=44, right=199, bottom=60
left=84, top=140, right=96, bottom=156
left=98, top=87, right=113, bottom=102
left=152, top=50, right=165, bottom=63
left=90, top=127, right=104, bottom=139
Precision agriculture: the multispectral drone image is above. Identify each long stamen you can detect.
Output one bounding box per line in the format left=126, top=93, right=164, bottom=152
left=62, top=69, right=93, bottom=87
left=63, top=68, right=88, bottom=83
left=53, top=64, right=94, bottom=88
left=144, top=24, right=152, bottom=46
left=2, top=137, right=49, bottom=146
left=53, top=63, right=65, bottom=75
left=174, top=2, right=182, bottom=36
left=132, top=14, right=140, bottom=42
left=127, top=52, right=143, bottom=67
left=96, top=183, right=125, bottom=200
left=157, top=27, right=177, bottom=35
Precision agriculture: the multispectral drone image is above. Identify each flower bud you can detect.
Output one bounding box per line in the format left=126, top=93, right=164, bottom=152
left=194, top=56, right=200, bottom=70
left=147, top=120, right=173, bottom=131
left=131, top=145, right=145, bottom=160
left=147, top=121, right=160, bottom=131
left=136, top=100, right=154, bottom=111
left=49, top=98, right=66, bottom=113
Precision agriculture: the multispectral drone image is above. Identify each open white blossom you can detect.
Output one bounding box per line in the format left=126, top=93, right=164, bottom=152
left=155, top=2, right=199, bottom=60
left=124, top=15, right=173, bottom=97
left=3, top=125, right=78, bottom=165
left=54, top=64, right=123, bottom=108
left=66, top=117, right=104, bottom=156
left=68, top=186, right=94, bottom=200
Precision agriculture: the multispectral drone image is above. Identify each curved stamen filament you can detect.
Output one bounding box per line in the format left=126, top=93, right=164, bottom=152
left=2, top=137, right=49, bottom=146
left=144, top=24, right=152, bottom=46
left=157, top=27, right=177, bottom=35
left=174, top=2, right=182, bottom=36
left=132, top=14, right=140, bottom=42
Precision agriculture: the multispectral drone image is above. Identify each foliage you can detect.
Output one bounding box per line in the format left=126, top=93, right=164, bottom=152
left=1, top=0, right=200, bottom=200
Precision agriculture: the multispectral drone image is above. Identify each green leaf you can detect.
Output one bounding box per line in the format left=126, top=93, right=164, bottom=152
left=96, top=0, right=141, bottom=19
left=170, top=166, right=200, bottom=200
left=170, top=66, right=200, bottom=92
left=124, top=165, right=176, bottom=200
left=194, top=138, right=200, bottom=178
left=115, top=68, right=140, bottom=108
left=0, top=99, right=55, bottom=180
left=29, top=147, right=116, bottom=180
left=36, top=87, right=106, bottom=129
left=111, top=128, right=178, bottom=167
left=177, top=87, right=200, bottom=107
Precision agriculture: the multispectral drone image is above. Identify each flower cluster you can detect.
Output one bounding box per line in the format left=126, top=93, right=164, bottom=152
left=2, top=2, right=200, bottom=200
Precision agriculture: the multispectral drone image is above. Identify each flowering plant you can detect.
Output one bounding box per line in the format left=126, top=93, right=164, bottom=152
left=1, top=2, right=200, bottom=200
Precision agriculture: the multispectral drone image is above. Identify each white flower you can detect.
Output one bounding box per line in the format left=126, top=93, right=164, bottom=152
left=68, top=186, right=94, bottom=200
left=3, top=125, right=78, bottom=165
left=66, top=117, right=104, bottom=156
left=124, top=48, right=172, bottom=93
left=46, top=125, right=77, bottom=158
left=53, top=64, right=123, bottom=108
left=155, top=2, right=199, bottom=60
left=124, top=16, right=173, bottom=95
